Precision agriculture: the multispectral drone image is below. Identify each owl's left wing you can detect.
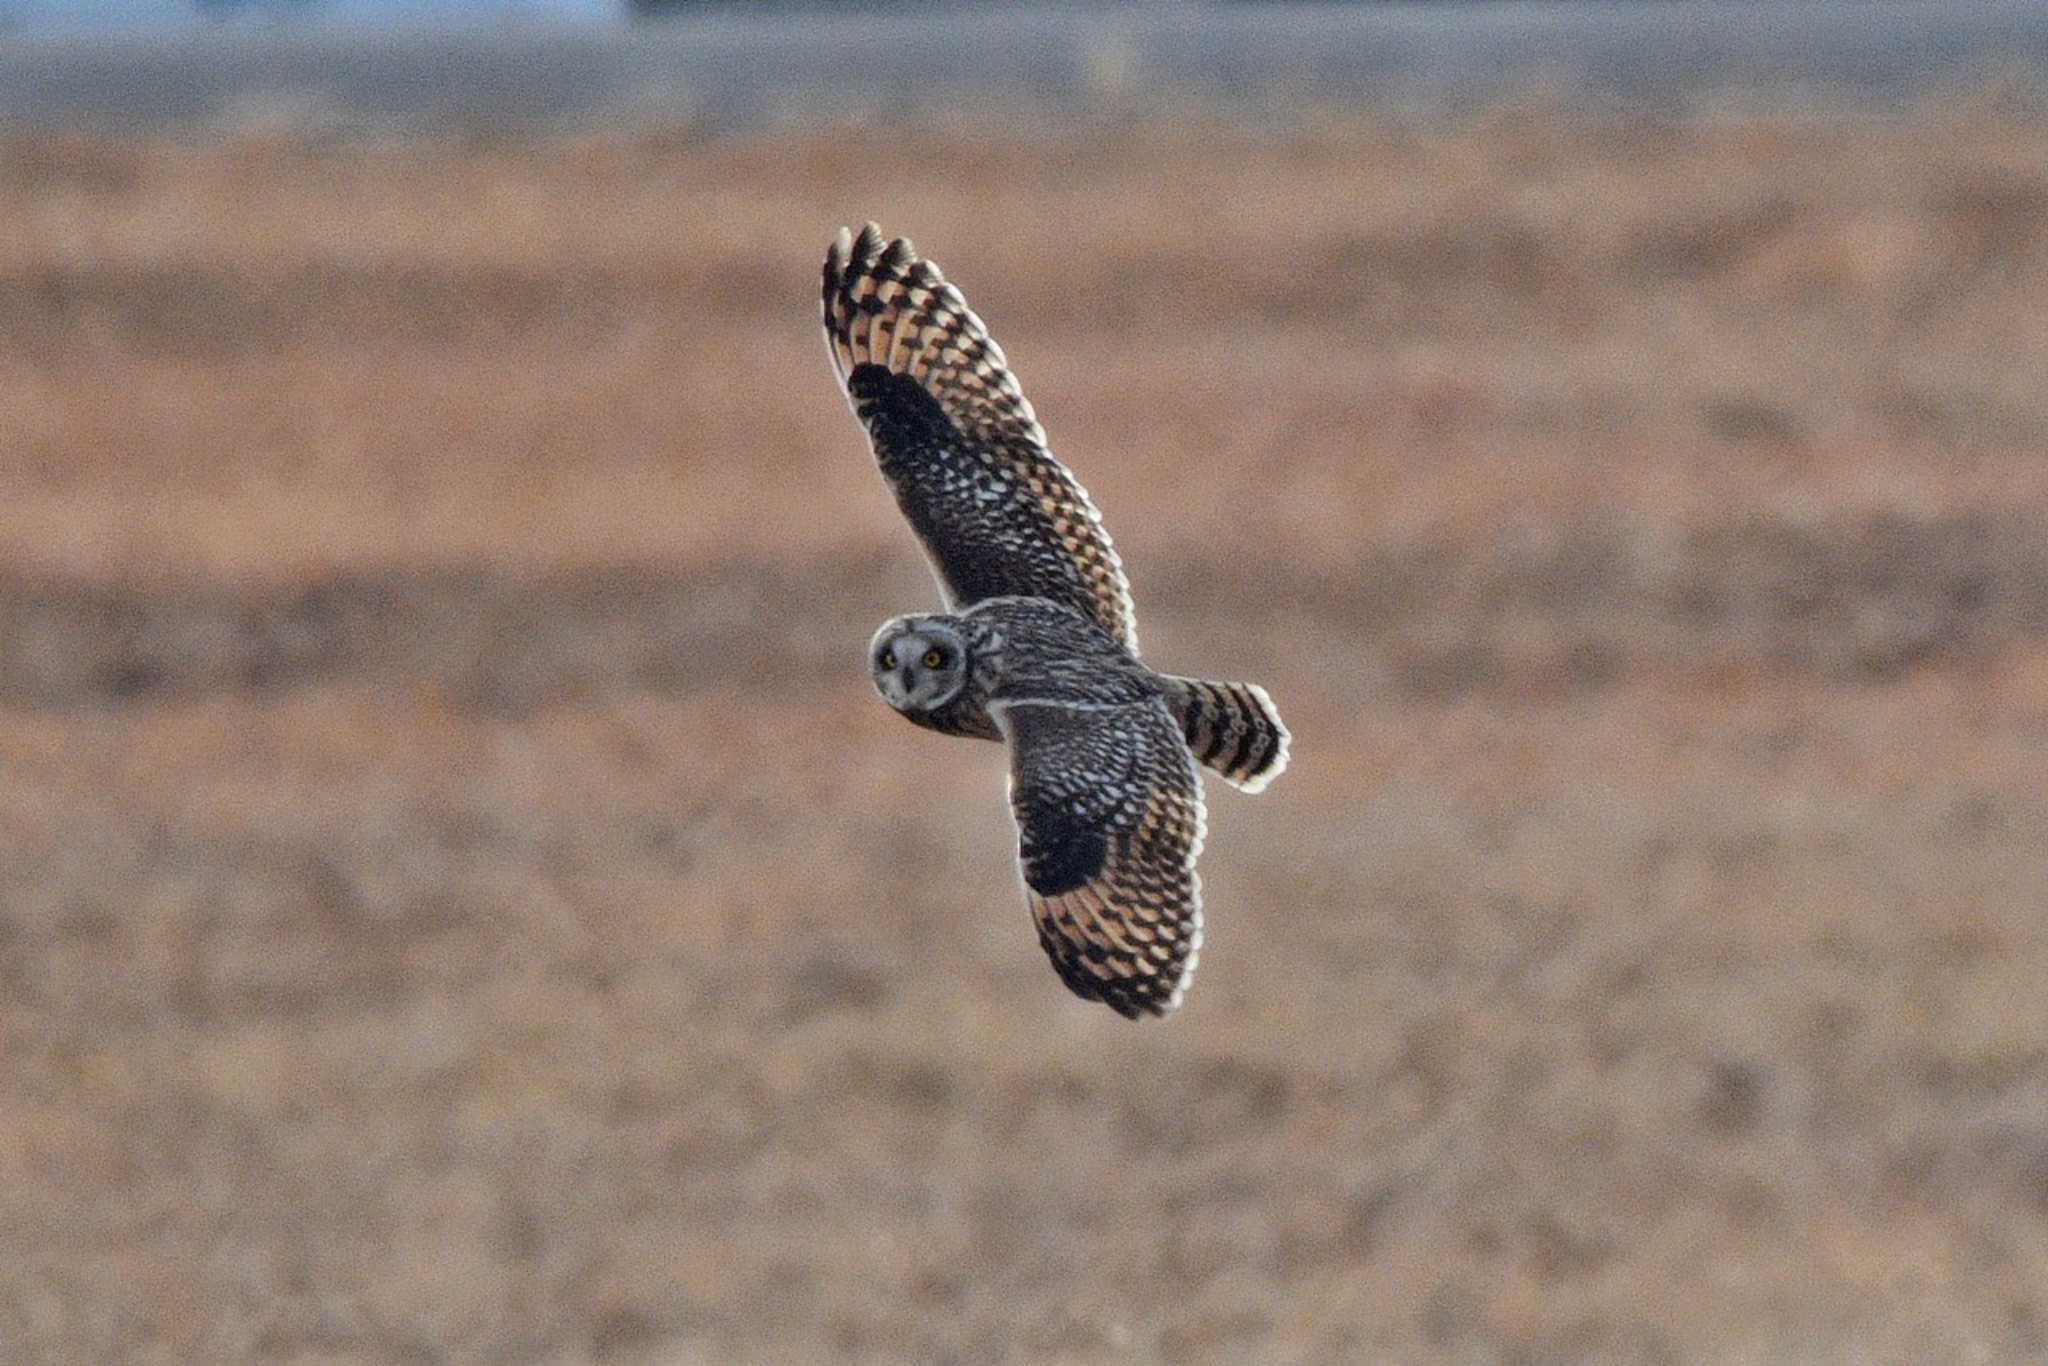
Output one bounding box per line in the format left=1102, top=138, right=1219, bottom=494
left=822, top=224, right=1140, bottom=653
left=996, top=696, right=1206, bottom=1020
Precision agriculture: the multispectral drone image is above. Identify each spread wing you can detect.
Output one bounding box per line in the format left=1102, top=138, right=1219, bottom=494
left=998, top=697, right=1206, bottom=1019
left=822, top=223, right=1140, bottom=653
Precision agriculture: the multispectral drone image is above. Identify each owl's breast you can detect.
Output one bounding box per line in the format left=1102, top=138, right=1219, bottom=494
left=897, top=692, right=1003, bottom=744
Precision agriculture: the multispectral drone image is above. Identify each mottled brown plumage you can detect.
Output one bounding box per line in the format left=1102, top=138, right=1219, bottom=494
left=871, top=597, right=1208, bottom=1019
left=823, top=223, right=1139, bottom=651
left=832, top=226, right=1290, bottom=1019
left=1002, top=679, right=1208, bottom=1019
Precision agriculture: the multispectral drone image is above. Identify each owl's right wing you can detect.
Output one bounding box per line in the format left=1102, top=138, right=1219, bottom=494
left=996, top=696, right=1206, bottom=1020
left=822, top=224, right=1140, bottom=653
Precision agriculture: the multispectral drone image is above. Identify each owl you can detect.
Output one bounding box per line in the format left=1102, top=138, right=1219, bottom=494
left=824, top=223, right=1289, bottom=1019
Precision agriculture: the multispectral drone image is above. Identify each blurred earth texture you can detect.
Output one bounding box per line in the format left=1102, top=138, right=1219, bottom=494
left=3, top=110, right=2048, bottom=1361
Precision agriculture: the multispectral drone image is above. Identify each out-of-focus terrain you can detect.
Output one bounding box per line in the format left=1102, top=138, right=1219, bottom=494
left=8, top=3, right=2048, bottom=135
left=3, top=112, right=2048, bottom=1363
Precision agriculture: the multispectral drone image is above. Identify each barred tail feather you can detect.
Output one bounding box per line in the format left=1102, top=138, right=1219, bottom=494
left=1171, top=678, right=1291, bottom=793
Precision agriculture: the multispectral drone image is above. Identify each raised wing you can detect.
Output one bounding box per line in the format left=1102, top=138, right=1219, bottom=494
left=822, top=223, right=1140, bottom=653
left=998, top=697, right=1206, bottom=1019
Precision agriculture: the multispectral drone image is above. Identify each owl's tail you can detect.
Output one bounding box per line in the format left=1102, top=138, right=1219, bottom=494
left=1168, top=677, right=1291, bottom=794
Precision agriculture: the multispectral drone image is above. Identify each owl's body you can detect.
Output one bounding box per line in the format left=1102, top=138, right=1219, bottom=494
left=825, top=224, right=1290, bottom=1020
left=870, top=596, right=1220, bottom=1018
left=875, top=594, right=1287, bottom=786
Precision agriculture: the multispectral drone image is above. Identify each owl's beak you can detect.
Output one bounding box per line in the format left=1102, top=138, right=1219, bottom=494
left=875, top=666, right=910, bottom=709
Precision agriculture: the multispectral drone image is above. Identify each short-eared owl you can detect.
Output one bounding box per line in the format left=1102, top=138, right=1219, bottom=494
left=824, top=223, right=1289, bottom=1020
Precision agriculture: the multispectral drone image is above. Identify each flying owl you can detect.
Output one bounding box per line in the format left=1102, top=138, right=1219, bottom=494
left=823, top=223, right=1289, bottom=1019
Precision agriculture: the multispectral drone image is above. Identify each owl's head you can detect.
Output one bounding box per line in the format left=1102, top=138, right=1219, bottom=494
left=869, top=615, right=972, bottom=716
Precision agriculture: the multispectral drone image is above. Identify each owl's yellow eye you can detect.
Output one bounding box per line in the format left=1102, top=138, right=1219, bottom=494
left=922, top=649, right=945, bottom=669
left=880, top=650, right=897, bottom=670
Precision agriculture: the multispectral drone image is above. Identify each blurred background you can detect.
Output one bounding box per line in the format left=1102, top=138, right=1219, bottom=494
left=5, top=2, right=2048, bottom=1362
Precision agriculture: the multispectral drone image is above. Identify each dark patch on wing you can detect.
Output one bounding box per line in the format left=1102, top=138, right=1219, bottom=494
left=846, top=362, right=955, bottom=453
left=1015, top=799, right=1110, bottom=897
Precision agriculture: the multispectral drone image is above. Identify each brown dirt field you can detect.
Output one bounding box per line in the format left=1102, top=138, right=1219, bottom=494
left=3, top=111, right=2048, bottom=1363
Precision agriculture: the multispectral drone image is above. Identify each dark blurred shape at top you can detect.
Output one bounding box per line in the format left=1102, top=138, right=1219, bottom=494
left=627, top=0, right=1009, bottom=14
left=194, top=0, right=323, bottom=14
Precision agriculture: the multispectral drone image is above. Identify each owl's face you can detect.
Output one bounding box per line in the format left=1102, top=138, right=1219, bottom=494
left=870, top=616, right=971, bottom=716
